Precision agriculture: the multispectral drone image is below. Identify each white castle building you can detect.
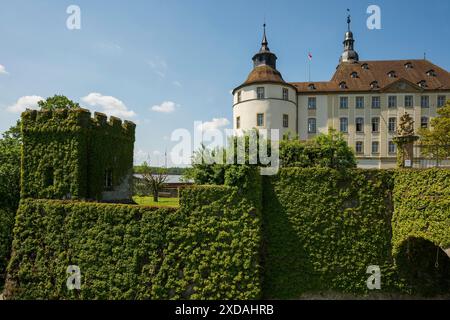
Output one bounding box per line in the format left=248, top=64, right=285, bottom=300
left=232, top=18, right=450, bottom=168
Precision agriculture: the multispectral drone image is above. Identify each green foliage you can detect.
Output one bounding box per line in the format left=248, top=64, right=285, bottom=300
left=0, top=122, right=22, bottom=289
left=392, top=169, right=450, bottom=295
left=37, top=95, right=81, bottom=110
left=0, top=208, right=15, bottom=291
left=280, top=129, right=356, bottom=169
left=418, top=100, right=450, bottom=159
left=21, top=107, right=135, bottom=201
left=5, top=184, right=262, bottom=300
left=262, top=168, right=402, bottom=298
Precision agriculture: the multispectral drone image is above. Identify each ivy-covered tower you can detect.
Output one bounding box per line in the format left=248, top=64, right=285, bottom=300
left=21, top=108, right=135, bottom=202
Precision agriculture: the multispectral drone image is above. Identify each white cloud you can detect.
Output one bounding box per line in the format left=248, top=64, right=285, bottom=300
left=134, top=149, right=149, bottom=164
left=6, top=95, right=44, bottom=113
left=197, top=118, right=230, bottom=132
left=81, top=93, right=136, bottom=118
left=151, top=101, right=177, bottom=113
left=146, top=58, right=167, bottom=78
left=173, top=81, right=182, bottom=87
left=0, top=64, right=8, bottom=75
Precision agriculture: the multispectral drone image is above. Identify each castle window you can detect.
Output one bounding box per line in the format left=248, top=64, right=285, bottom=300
left=388, top=96, right=397, bottom=108
left=340, top=117, right=348, bottom=133
left=308, top=83, right=316, bottom=90
left=340, top=97, right=348, bottom=109
left=421, top=116, right=429, bottom=129
left=236, top=116, right=240, bottom=129
left=405, top=62, right=413, bottom=69
left=282, top=88, right=289, bottom=101
left=361, top=63, right=369, bottom=70
left=308, top=118, right=316, bottom=133
left=351, top=72, right=358, bottom=78
left=438, top=95, right=446, bottom=107
left=339, top=81, right=347, bottom=89
left=256, top=113, right=264, bottom=127
left=370, top=81, right=379, bottom=89
left=372, top=117, right=380, bottom=133
left=257, top=87, right=265, bottom=99
left=355, top=117, right=364, bottom=133
left=105, top=169, right=113, bottom=191
left=405, top=95, right=414, bottom=108
left=283, top=114, right=289, bottom=128
left=371, top=96, right=380, bottom=109
left=421, top=95, right=430, bottom=108
left=388, top=141, right=397, bottom=154
left=355, top=141, right=364, bottom=154
left=372, top=141, right=380, bottom=154
left=426, top=69, right=437, bottom=77
left=237, top=91, right=242, bottom=103
left=388, top=71, right=397, bottom=78
left=388, top=117, right=397, bottom=133
left=356, top=96, right=365, bottom=109
left=44, top=167, right=54, bottom=188
left=308, top=97, right=317, bottom=109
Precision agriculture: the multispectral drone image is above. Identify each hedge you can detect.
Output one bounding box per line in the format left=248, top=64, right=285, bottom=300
left=262, top=168, right=402, bottom=298
left=4, top=184, right=262, bottom=299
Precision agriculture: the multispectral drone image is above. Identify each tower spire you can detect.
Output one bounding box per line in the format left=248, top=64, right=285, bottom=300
left=261, top=23, right=270, bottom=52
left=340, top=9, right=359, bottom=63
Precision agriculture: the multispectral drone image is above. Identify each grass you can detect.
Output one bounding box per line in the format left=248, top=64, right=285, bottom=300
left=133, top=196, right=180, bottom=208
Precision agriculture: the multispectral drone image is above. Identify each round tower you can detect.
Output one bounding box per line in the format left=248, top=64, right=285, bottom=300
left=232, top=24, right=297, bottom=137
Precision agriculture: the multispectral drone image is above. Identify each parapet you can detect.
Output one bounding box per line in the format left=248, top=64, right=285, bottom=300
left=22, top=108, right=136, bottom=137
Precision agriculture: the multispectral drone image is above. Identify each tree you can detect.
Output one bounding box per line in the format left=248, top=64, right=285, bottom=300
left=280, top=128, right=356, bottom=169
left=139, top=162, right=168, bottom=202
left=37, top=95, right=80, bottom=110
left=419, top=100, right=450, bottom=160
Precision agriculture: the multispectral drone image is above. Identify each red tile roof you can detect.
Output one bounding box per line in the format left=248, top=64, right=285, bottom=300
left=290, top=60, right=450, bottom=93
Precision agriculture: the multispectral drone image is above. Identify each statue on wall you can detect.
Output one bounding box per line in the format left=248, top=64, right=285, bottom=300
left=393, top=112, right=419, bottom=168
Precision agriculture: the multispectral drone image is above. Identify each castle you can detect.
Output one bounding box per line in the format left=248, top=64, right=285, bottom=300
left=232, top=17, right=450, bottom=168
left=21, top=108, right=135, bottom=202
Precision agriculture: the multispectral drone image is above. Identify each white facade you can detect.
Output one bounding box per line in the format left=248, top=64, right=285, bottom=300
left=233, top=84, right=297, bottom=137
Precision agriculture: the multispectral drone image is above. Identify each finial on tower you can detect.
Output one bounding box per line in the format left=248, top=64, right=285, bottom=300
left=347, top=8, right=351, bottom=31
left=261, top=23, right=269, bottom=52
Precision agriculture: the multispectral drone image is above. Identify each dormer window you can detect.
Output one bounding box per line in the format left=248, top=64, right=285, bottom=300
left=370, top=81, right=379, bottom=89
left=339, top=81, right=347, bottom=89
left=308, top=83, right=316, bottom=90
left=405, top=62, right=413, bottom=69
left=418, top=80, right=427, bottom=88
left=426, top=69, right=437, bottom=77
left=388, top=71, right=397, bottom=78
left=361, top=63, right=369, bottom=70
left=351, top=72, right=358, bottom=78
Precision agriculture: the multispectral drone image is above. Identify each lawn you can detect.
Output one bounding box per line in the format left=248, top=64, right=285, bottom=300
left=133, top=196, right=180, bottom=208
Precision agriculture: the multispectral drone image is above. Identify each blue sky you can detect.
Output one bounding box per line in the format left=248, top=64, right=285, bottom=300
left=1, top=0, right=449, bottom=165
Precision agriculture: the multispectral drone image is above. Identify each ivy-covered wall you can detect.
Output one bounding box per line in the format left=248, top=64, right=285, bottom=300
left=21, top=109, right=135, bottom=201
left=392, top=169, right=450, bottom=295
left=0, top=208, right=15, bottom=291
left=262, top=168, right=401, bottom=298
left=4, top=183, right=262, bottom=299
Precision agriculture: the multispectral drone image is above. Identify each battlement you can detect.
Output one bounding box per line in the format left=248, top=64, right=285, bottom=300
left=22, top=108, right=136, bottom=137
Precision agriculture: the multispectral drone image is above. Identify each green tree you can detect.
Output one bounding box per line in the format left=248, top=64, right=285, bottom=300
left=139, top=162, right=169, bottom=202
left=37, top=95, right=80, bottom=110
left=419, top=100, right=450, bottom=160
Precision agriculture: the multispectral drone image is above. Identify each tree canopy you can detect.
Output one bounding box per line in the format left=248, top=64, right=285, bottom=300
left=419, top=100, right=450, bottom=159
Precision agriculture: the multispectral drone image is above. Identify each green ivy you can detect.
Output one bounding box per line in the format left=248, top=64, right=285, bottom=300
left=262, top=168, right=403, bottom=298
left=5, top=183, right=262, bottom=300
left=20, top=109, right=135, bottom=201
